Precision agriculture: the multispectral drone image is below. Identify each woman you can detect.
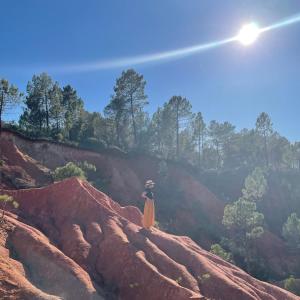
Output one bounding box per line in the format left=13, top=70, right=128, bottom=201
left=141, top=180, right=155, bottom=229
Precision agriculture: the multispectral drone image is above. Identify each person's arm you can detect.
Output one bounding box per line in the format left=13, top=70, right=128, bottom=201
left=141, top=191, right=147, bottom=200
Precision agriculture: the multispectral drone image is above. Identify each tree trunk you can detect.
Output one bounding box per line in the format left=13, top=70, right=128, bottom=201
left=198, top=134, right=201, bottom=168
left=39, top=108, right=42, bottom=133
left=115, top=116, right=121, bottom=147
left=0, top=91, right=3, bottom=134
left=130, top=96, right=137, bottom=145
left=216, top=141, right=220, bottom=169
left=263, top=132, right=269, bottom=167
left=156, top=114, right=161, bottom=154
left=201, top=131, right=204, bottom=166
left=45, top=91, right=49, bottom=132
left=56, top=119, right=59, bottom=133
left=176, top=100, right=179, bottom=159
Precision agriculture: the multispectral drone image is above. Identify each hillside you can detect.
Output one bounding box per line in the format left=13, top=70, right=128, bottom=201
left=1, top=177, right=298, bottom=299
left=1, top=130, right=300, bottom=297
left=0, top=130, right=224, bottom=247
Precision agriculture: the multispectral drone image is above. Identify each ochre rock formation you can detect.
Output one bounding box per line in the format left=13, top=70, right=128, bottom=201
left=1, top=178, right=298, bottom=300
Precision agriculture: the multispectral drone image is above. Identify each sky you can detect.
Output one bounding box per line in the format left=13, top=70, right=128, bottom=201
left=1, top=0, right=300, bottom=140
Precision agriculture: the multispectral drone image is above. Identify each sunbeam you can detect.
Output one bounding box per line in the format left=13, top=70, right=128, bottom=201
left=50, top=37, right=236, bottom=73
left=260, top=13, right=300, bottom=33
left=45, top=13, right=300, bottom=73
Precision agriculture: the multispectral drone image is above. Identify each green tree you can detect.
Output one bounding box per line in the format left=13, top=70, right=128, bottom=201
left=208, top=121, right=235, bottom=169
left=49, top=83, right=63, bottom=135
left=290, top=142, right=300, bottom=170
left=111, top=69, right=148, bottom=146
left=166, top=96, right=193, bottom=159
left=149, top=104, right=177, bottom=158
left=241, top=167, right=267, bottom=202
left=62, top=85, right=84, bottom=140
left=21, top=73, right=54, bottom=134
left=178, top=126, right=195, bottom=162
left=223, top=199, right=264, bottom=245
left=256, top=112, right=273, bottom=167
left=0, top=195, right=19, bottom=221
left=0, top=79, right=22, bottom=133
left=104, top=92, right=127, bottom=147
left=282, top=213, right=300, bottom=248
left=222, top=167, right=267, bottom=272
left=80, top=111, right=101, bottom=140
left=193, top=112, right=206, bottom=167
left=223, top=197, right=264, bottom=269
left=149, top=107, right=164, bottom=154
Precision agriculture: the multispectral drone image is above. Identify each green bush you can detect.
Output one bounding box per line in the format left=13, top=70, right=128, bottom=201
left=284, top=276, right=300, bottom=296
left=77, top=161, right=97, bottom=174
left=53, top=162, right=86, bottom=181
left=210, top=243, right=233, bottom=262
left=0, top=194, right=19, bottom=221
left=79, top=137, right=107, bottom=152
left=282, top=213, right=300, bottom=248
left=54, top=132, right=64, bottom=142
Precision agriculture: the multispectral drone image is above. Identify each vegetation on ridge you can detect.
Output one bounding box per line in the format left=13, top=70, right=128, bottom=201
left=2, top=69, right=300, bottom=290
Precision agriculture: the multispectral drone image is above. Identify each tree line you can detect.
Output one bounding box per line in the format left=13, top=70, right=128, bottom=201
left=1, top=69, right=300, bottom=172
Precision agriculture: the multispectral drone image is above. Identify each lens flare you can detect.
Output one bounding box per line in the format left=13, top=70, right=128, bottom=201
left=55, top=37, right=236, bottom=73
left=237, top=23, right=261, bottom=46
left=40, top=13, right=300, bottom=73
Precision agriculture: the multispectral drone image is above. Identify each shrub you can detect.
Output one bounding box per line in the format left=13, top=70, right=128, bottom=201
left=54, top=132, right=64, bottom=142
left=0, top=195, right=19, bottom=222
left=53, top=162, right=86, bottom=181
left=282, top=213, right=300, bottom=248
left=79, top=137, right=107, bottom=152
left=284, top=276, right=300, bottom=296
left=210, top=243, right=233, bottom=262
left=77, top=161, right=97, bottom=174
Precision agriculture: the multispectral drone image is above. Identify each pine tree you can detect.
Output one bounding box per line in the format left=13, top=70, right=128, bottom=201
left=49, top=83, right=63, bottom=135
left=166, top=96, right=193, bottom=159
left=0, top=79, right=22, bottom=133
left=193, top=112, right=206, bottom=167
left=21, top=73, right=54, bottom=134
left=256, top=112, right=273, bottom=167
left=104, top=96, right=127, bottom=147
left=62, top=85, right=83, bottom=139
left=282, top=213, right=300, bottom=248
left=111, top=69, right=148, bottom=146
left=208, top=121, right=235, bottom=169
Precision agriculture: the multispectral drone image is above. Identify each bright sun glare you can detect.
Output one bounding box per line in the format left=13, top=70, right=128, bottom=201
left=237, top=23, right=261, bottom=46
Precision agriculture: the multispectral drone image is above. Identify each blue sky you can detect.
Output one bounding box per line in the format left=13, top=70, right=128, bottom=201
left=1, top=0, right=300, bottom=140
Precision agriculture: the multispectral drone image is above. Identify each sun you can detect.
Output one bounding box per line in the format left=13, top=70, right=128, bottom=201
left=237, top=23, right=261, bottom=46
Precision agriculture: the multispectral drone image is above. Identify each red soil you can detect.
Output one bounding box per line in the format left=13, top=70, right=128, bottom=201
left=0, top=212, right=104, bottom=300
left=1, top=131, right=224, bottom=246
left=1, top=177, right=298, bottom=300
left=1, top=130, right=300, bottom=279
left=0, top=135, right=51, bottom=189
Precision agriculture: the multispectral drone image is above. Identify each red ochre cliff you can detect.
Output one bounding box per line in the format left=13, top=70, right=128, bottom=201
left=0, top=177, right=298, bottom=300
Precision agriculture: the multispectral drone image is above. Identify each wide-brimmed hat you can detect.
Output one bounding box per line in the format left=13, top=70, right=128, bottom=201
left=145, top=180, right=155, bottom=188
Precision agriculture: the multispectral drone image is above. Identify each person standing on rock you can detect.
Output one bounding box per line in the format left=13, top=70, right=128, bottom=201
left=141, top=180, right=155, bottom=230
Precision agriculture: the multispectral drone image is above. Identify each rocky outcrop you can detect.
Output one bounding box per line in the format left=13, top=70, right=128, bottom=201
left=0, top=134, right=51, bottom=189
left=1, top=130, right=300, bottom=280
left=1, top=178, right=298, bottom=300
left=0, top=213, right=104, bottom=300
left=0, top=130, right=224, bottom=248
